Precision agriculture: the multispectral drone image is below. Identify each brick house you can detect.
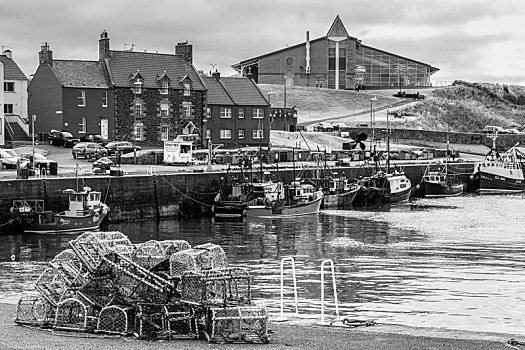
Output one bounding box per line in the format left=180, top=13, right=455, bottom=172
left=202, top=72, right=270, bottom=147
left=98, top=31, right=207, bottom=147
left=28, top=43, right=114, bottom=140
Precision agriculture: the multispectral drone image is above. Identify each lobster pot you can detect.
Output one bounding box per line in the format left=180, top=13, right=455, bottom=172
left=132, top=240, right=167, bottom=269
left=54, top=297, right=98, bottom=332
left=97, top=252, right=172, bottom=304
left=194, top=243, right=228, bottom=269
left=69, top=231, right=135, bottom=272
left=35, top=267, right=69, bottom=307
left=77, top=277, right=118, bottom=309
left=134, top=303, right=165, bottom=340
left=15, top=294, right=55, bottom=327
left=159, top=240, right=191, bottom=256
left=161, top=303, right=199, bottom=340
left=205, top=306, right=269, bottom=344
left=96, top=305, right=134, bottom=335
left=170, top=244, right=227, bottom=278
left=179, top=268, right=251, bottom=307
left=49, top=249, right=87, bottom=288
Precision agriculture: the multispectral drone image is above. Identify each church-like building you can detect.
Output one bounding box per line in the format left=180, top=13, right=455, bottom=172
left=232, top=16, right=439, bottom=90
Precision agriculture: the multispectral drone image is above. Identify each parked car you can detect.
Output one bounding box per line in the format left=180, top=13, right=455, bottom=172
left=104, top=141, right=141, bottom=156
left=0, top=149, right=23, bottom=169
left=48, top=130, right=80, bottom=147
left=72, top=142, right=108, bottom=159
left=482, top=125, right=504, bottom=134
left=19, top=153, right=58, bottom=173
left=505, top=128, right=520, bottom=134
left=79, top=134, right=106, bottom=145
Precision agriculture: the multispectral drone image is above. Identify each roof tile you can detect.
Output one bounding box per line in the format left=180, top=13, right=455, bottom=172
left=0, top=55, right=27, bottom=80
left=52, top=60, right=109, bottom=88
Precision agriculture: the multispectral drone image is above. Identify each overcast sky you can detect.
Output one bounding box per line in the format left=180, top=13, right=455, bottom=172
left=1, top=0, right=524, bottom=85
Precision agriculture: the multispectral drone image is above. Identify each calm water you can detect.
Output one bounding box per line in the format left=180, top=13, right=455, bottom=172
left=1, top=194, right=525, bottom=335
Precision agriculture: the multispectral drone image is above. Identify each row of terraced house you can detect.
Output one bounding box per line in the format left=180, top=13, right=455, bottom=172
left=2, top=31, right=277, bottom=149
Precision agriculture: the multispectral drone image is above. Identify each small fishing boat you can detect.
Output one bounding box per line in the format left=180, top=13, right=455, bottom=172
left=11, top=187, right=109, bottom=234
left=245, top=180, right=323, bottom=218
left=213, top=180, right=249, bottom=219
left=419, top=166, right=463, bottom=198
left=320, top=172, right=360, bottom=208
left=356, top=170, right=412, bottom=203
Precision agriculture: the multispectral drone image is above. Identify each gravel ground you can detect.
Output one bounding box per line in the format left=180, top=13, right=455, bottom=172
left=0, top=303, right=519, bottom=350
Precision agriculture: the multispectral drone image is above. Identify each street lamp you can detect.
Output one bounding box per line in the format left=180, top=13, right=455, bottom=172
left=31, top=115, right=36, bottom=172
left=283, top=75, right=287, bottom=131
left=370, top=96, right=377, bottom=152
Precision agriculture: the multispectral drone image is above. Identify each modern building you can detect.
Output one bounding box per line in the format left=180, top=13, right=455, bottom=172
left=202, top=72, right=270, bottom=147
left=1, top=49, right=29, bottom=142
left=232, top=15, right=439, bottom=90
left=29, top=31, right=208, bottom=147
left=28, top=43, right=113, bottom=140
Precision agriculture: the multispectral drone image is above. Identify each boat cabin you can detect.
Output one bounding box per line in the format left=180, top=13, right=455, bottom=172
left=63, top=187, right=102, bottom=216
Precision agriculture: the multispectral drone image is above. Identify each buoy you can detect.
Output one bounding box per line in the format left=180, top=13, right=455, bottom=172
left=415, top=184, right=420, bottom=190
left=469, top=175, right=474, bottom=180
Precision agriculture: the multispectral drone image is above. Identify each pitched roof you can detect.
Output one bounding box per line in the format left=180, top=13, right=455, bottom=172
left=218, top=77, right=269, bottom=106
left=0, top=55, right=27, bottom=80
left=52, top=60, right=109, bottom=88
left=326, top=15, right=350, bottom=38
left=201, top=76, right=235, bottom=105
left=105, top=50, right=206, bottom=90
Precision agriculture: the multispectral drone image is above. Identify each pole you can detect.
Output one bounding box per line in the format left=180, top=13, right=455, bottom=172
left=284, top=76, right=287, bottom=132
left=386, top=108, right=390, bottom=173
left=31, top=115, right=35, bottom=171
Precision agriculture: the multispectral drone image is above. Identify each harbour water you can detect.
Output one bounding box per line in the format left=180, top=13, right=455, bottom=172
left=1, top=194, right=525, bottom=335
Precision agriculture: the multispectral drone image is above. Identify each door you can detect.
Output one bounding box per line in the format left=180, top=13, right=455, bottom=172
left=100, top=118, right=109, bottom=140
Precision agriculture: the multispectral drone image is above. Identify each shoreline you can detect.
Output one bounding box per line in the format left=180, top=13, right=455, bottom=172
left=0, top=303, right=519, bottom=350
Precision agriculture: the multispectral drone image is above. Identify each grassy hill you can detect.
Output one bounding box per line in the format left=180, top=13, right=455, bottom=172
left=259, top=81, right=525, bottom=133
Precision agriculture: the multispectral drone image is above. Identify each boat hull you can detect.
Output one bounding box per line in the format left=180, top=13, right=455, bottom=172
left=422, top=181, right=464, bottom=198
left=213, top=201, right=247, bottom=218
left=473, top=171, right=525, bottom=194
left=17, top=210, right=108, bottom=234
left=246, top=196, right=323, bottom=218
left=322, top=187, right=359, bottom=208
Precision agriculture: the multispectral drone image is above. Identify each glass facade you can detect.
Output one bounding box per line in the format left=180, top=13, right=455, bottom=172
left=355, top=46, right=431, bottom=88
left=328, top=43, right=347, bottom=89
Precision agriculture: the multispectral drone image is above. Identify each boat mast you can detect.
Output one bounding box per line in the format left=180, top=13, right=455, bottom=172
left=386, top=107, right=390, bottom=173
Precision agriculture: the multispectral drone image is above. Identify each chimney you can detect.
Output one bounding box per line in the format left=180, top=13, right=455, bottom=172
left=39, top=42, right=53, bottom=66
left=2, top=49, right=12, bottom=59
left=212, top=70, right=220, bottom=81
left=99, top=30, right=110, bottom=60
left=175, top=41, right=192, bottom=65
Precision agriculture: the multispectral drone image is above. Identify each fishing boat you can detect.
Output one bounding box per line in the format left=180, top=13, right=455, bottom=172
left=419, top=166, right=464, bottom=198
left=213, top=177, right=250, bottom=219
left=320, top=172, right=360, bottom=208
left=245, top=180, right=323, bottom=218
left=472, top=143, right=525, bottom=194
left=11, top=187, right=109, bottom=234
left=356, top=169, right=412, bottom=203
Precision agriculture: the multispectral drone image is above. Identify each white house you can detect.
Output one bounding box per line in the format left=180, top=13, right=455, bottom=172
left=0, top=49, right=29, bottom=140
left=0, top=60, right=4, bottom=146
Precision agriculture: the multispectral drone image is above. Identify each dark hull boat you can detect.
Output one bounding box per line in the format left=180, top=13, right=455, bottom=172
left=419, top=166, right=464, bottom=198
left=355, top=171, right=412, bottom=204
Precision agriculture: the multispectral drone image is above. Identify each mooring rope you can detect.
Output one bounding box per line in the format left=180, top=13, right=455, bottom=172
left=157, top=174, right=216, bottom=207
left=18, top=324, right=121, bottom=339
left=0, top=218, right=18, bottom=227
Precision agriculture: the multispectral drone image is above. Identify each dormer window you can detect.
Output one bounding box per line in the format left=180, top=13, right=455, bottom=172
left=161, top=81, right=169, bottom=95
left=134, top=80, right=143, bottom=94
left=184, top=83, right=191, bottom=96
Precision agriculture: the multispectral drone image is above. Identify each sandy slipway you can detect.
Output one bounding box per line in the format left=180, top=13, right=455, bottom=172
left=0, top=303, right=519, bottom=350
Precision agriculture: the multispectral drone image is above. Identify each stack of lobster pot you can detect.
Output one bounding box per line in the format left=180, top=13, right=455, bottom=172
left=14, top=232, right=269, bottom=344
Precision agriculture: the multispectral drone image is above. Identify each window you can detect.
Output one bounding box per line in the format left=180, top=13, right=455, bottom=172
left=252, top=108, right=264, bottom=119
left=78, top=90, right=86, bottom=106
left=253, top=129, right=263, bottom=139
left=134, top=123, right=143, bottom=141
left=161, top=102, right=169, bottom=117
left=238, top=108, right=245, bottom=119
left=238, top=129, right=245, bottom=139
left=183, top=101, right=192, bottom=118
left=183, top=83, right=190, bottom=96
left=161, top=81, right=169, bottom=95
left=4, top=82, right=14, bottom=92
left=220, top=107, right=232, bottom=118
left=161, top=125, right=169, bottom=140
left=206, top=107, right=211, bottom=119
left=134, top=81, right=142, bottom=94
left=206, top=129, right=211, bottom=139
left=220, top=129, right=232, bottom=139
left=102, top=91, right=108, bottom=107
left=4, top=104, right=13, bottom=114
left=78, top=116, right=86, bottom=133
left=135, top=100, right=143, bottom=116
